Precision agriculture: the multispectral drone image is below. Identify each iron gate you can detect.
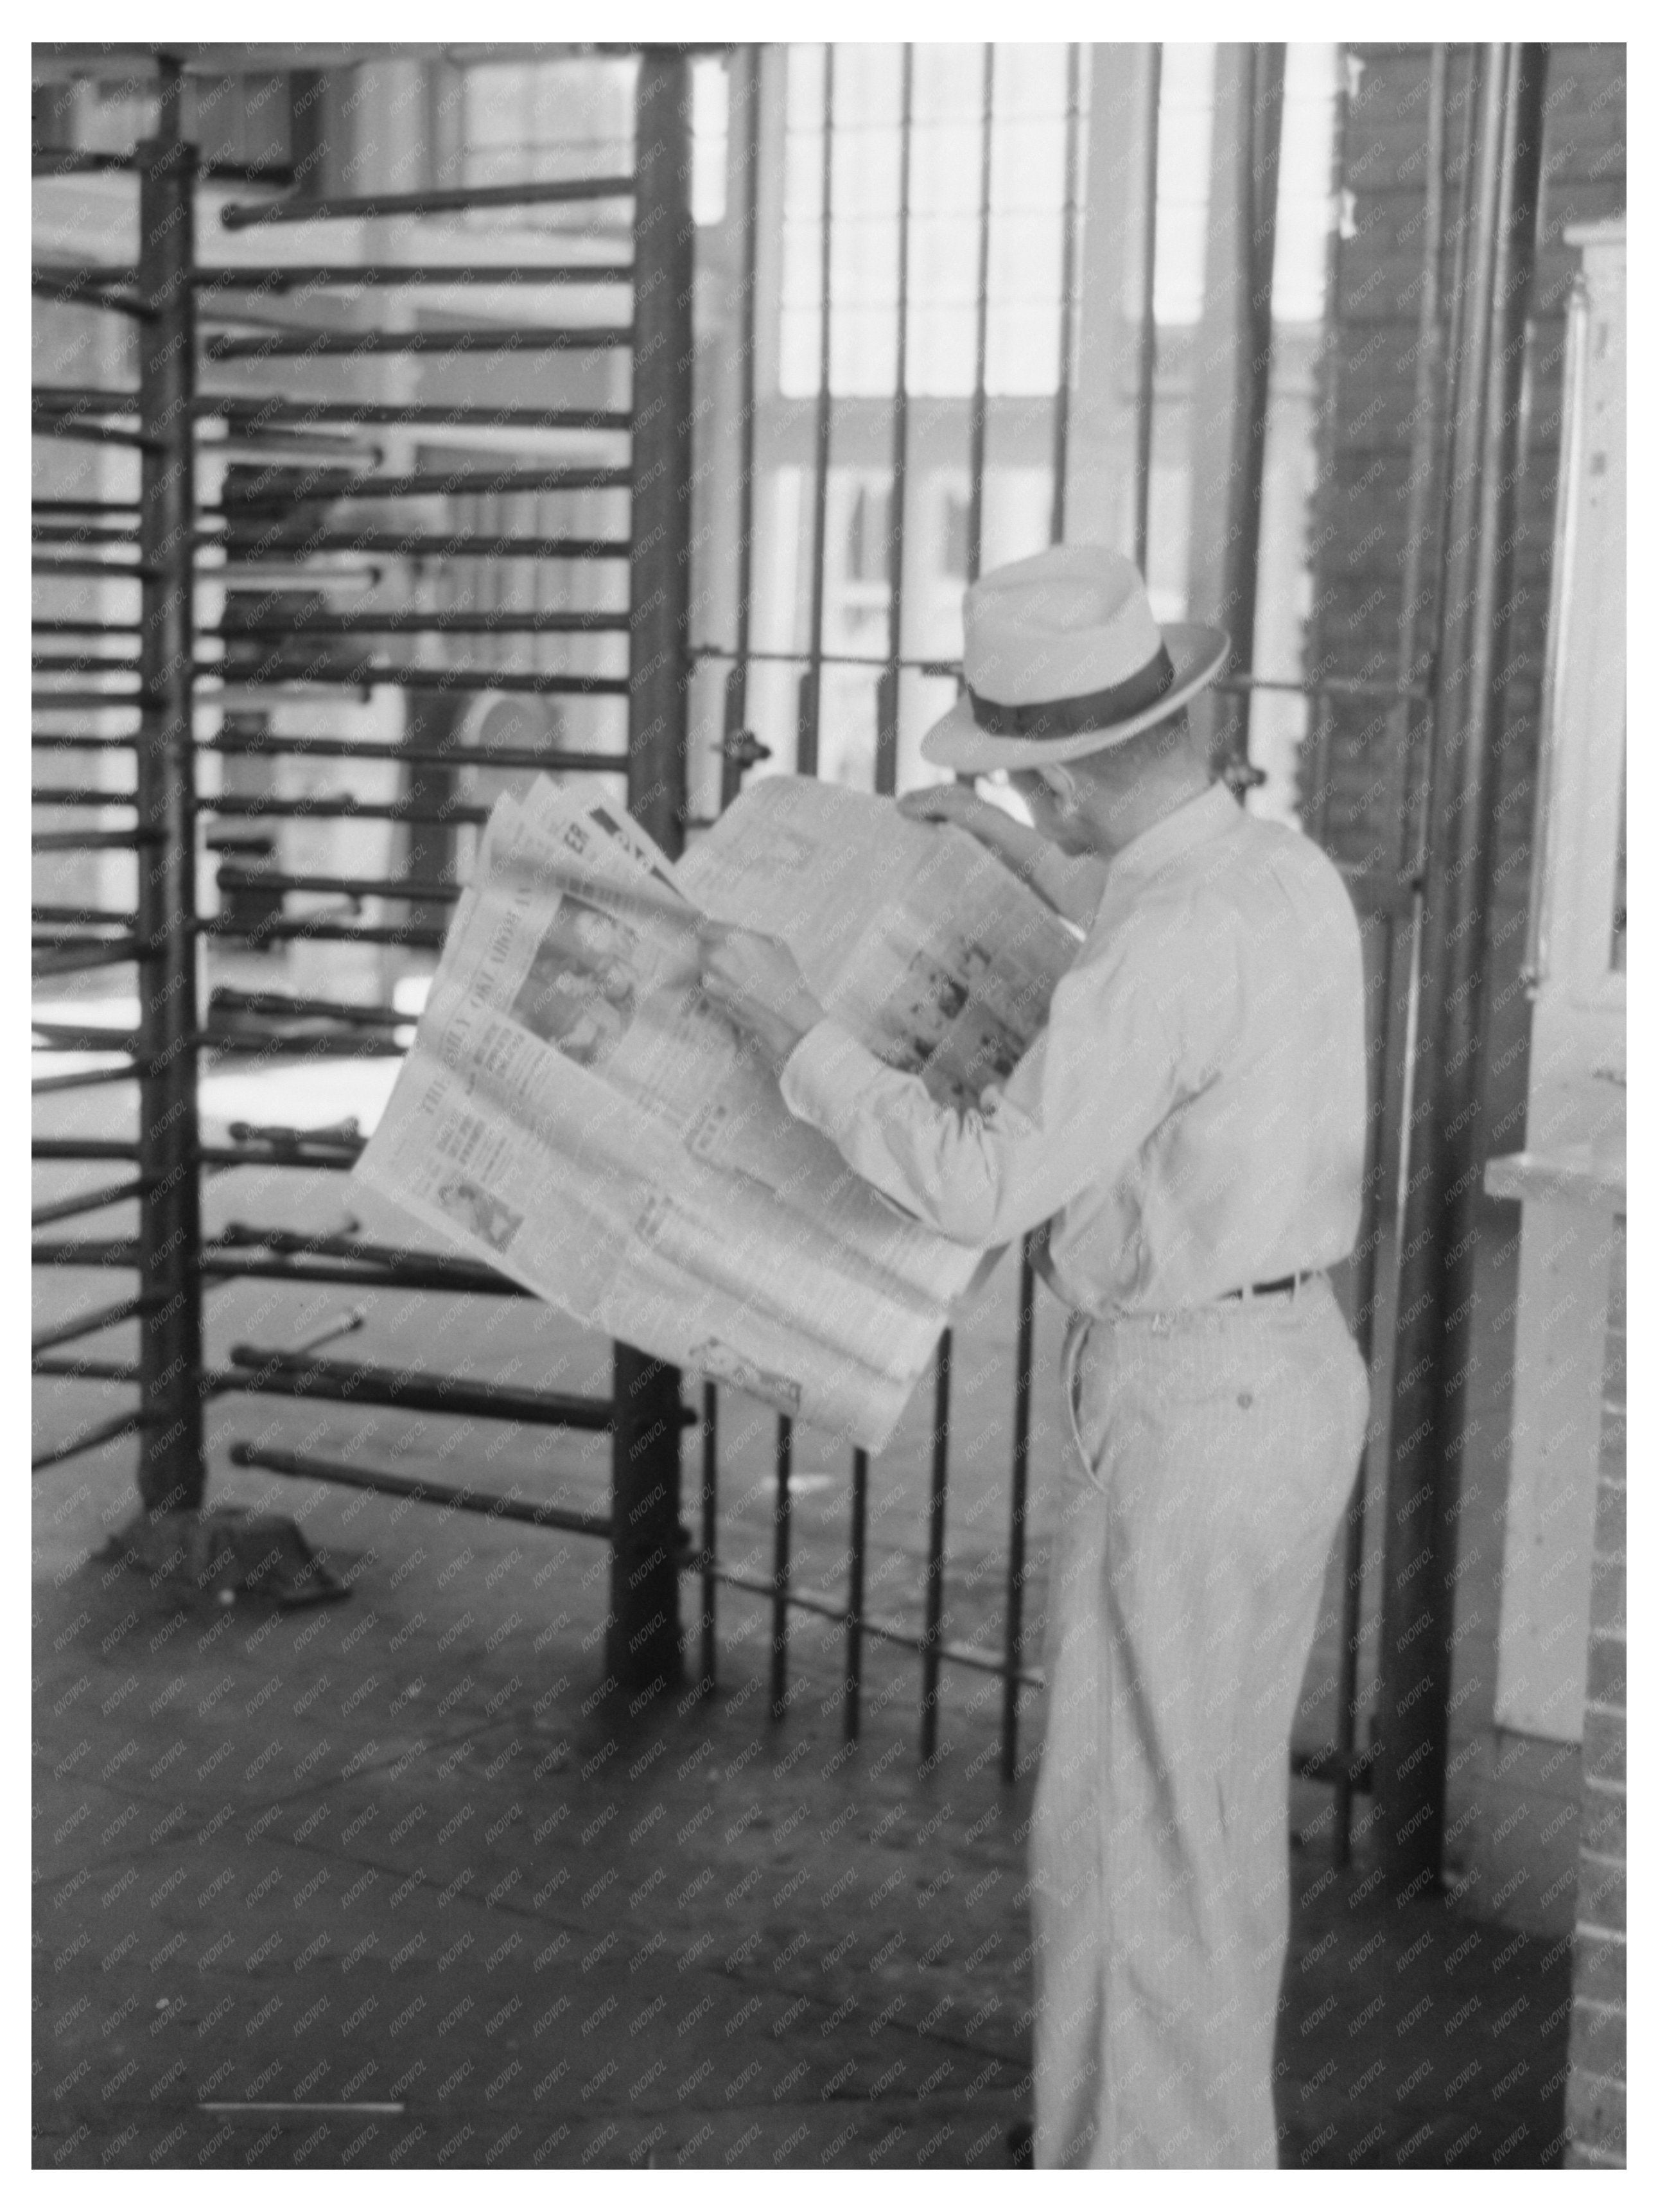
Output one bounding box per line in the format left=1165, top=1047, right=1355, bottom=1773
left=32, top=40, right=1548, bottom=1885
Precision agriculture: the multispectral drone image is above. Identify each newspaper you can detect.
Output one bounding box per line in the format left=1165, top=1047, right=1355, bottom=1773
left=351, top=774, right=1078, bottom=1450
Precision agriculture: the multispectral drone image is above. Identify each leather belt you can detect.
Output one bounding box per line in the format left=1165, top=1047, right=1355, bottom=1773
left=1219, top=1270, right=1312, bottom=1301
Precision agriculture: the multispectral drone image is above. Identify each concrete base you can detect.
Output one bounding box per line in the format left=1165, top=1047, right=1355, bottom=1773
left=35, top=1430, right=1572, bottom=2170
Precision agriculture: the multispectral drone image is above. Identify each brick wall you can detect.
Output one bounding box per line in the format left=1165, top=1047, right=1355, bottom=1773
left=1307, top=41, right=1626, bottom=1154
left=1305, top=44, right=1625, bottom=1949
left=1564, top=1218, right=1627, bottom=2166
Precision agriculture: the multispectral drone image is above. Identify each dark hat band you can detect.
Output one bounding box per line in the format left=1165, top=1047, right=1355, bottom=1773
left=968, top=642, right=1176, bottom=741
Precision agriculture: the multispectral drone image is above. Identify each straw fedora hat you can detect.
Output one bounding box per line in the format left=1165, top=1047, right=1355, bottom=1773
left=920, top=544, right=1228, bottom=773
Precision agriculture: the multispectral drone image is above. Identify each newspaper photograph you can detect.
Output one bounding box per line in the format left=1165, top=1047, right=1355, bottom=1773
left=352, top=775, right=1078, bottom=1450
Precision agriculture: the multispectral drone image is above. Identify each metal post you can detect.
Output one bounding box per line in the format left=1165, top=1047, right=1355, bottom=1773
left=769, top=1416, right=794, bottom=1719
left=608, top=50, right=695, bottom=1697
left=699, top=1380, right=719, bottom=1692
left=1050, top=43, right=1083, bottom=548
left=1221, top=44, right=1284, bottom=786
left=719, top=46, right=764, bottom=812
left=1374, top=44, right=1548, bottom=1888
left=134, top=96, right=205, bottom=1516
left=796, top=44, right=835, bottom=782
left=874, top=43, right=914, bottom=802
left=842, top=1446, right=869, bottom=1741
left=1331, top=42, right=1453, bottom=1870
left=965, top=44, right=995, bottom=583
left=1000, top=1244, right=1037, bottom=1781
left=990, top=56, right=1085, bottom=1780
left=918, top=1331, right=952, bottom=1760
left=1184, top=44, right=1282, bottom=788
left=1133, top=46, right=1162, bottom=575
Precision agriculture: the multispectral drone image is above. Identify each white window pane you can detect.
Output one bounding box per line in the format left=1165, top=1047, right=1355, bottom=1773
left=909, top=302, right=978, bottom=394
left=990, top=213, right=1062, bottom=303
left=833, top=307, right=899, bottom=395
left=1151, top=42, right=1217, bottom=326
left=911, top=44, right=988, bottom=124
left=783, top=125, right=825, bottom=224
left=832, top=216, right=900, bottom=310
left=909, top=213, right=980, bottom=301
left=1271, top=43, right=1339, bottom=323
left=780, top=303, right=822, bottom=396
left=986, top=314, right=1058, bottom=395
left=993, top=44, right=1068, bottom=118
left=836, top=44, right=903, bottom=127
left=911, top=119, right=986, bottom=214
left=787, top=42, right=826, bottom=128
left=992, top=116, right=1067, bottom=214
left=833, top=123, right=901, bottom=220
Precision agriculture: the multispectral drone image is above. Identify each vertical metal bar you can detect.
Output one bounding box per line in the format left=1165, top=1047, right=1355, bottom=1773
left=627, top=52, right=694, bottom=863
left=796, top=43, right=835, bottom=780
left=984, top=45, right=1088, bottom=1778
left=1331, top=40, right=1451, bottom=1871
left=157, top=60, right=184, bottom=143
left=1384, top=44, right=1452, bottom=867
left=981, top=47, right=1090, bottom=1780
left=1307, top=691, right=1334, bottom=848
left=1374, top=43, right=1548, bottom=1890
left=791, top=46, right=868, bottom=1746
left=699, top=1380, right=719, bottom=1693
left=609, top=49, right=695, bottom=1697
left=1000, top=1244, right=1037, bottom=1782
left=1218, top=43, right=1286, bottom=787
left=1049, top=42, right=1083, bottom=547
left=769, top=1415, right=794, bottom=1718
left=134, top=86, right=205, bottom=1516
left=842, top=1446, right=869, bottom=1741
left=918, top=1330, right=952, bottom=1760
left=1133, top=46, right=1162, bottom=575
left=769, top=47, right=837, bottom=1723
left=1307, top=35, right=1363, bottom=1863
left=707, top=53, right=769, bottom=1633
left=1521, top=271, right=1591, bottom=996
left=720, top=45, right=765, bottom=810
left=965, top=42, right=995, bottom=583
left=875, top=43, right=914, bottom=803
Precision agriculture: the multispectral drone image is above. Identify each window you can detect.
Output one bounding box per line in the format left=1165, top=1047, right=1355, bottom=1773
left=459, top=55, right=728, bottom=226
left=1145, top=44, right=1217, bottom=327
left=780, top=42, right=1081, bottom=398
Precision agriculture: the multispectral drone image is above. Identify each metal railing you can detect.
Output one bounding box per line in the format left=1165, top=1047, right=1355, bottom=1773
left=31, top=49, right=697, bottom=1702
left=678, top=41, right=1546, bottom=1879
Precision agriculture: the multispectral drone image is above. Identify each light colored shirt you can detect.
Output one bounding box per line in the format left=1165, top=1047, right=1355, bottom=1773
left=779, top=781, right=1367, bottom=1316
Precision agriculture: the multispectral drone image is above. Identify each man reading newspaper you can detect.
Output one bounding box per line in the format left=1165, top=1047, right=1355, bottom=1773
left=354, top=762, right=1078, bottom=1452
left=698, top=547, right=1370, bottom=2170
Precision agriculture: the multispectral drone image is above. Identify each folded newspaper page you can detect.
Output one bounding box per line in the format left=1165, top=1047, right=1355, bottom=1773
left=351, top=774, right=1078, bottom=1450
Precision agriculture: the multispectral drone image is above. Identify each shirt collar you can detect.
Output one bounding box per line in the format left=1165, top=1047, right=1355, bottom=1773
left=1103, top=779, right=1240, bottom=897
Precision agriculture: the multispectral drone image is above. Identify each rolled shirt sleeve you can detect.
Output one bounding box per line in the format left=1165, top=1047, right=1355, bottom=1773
left=779, top=914, right=1195, bottom=1250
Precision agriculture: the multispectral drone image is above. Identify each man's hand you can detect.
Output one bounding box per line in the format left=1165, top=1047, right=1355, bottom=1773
left=898, top=783, right=1012, bottom=845
left=698, top=921, right=826, bottom=1075
left=899, top=781, right=1054, bottom=896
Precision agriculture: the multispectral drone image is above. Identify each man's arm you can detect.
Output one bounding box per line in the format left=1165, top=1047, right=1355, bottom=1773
left=898, top=786, right=1107, bottom=931
left=1025, top=845, right=1110, bottom=933
left=778, top=924, right=1182, bottom=1248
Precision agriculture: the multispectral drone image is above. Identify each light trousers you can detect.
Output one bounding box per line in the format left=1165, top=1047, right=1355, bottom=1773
left=1030, top=1277, right=1370, bottom=2168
